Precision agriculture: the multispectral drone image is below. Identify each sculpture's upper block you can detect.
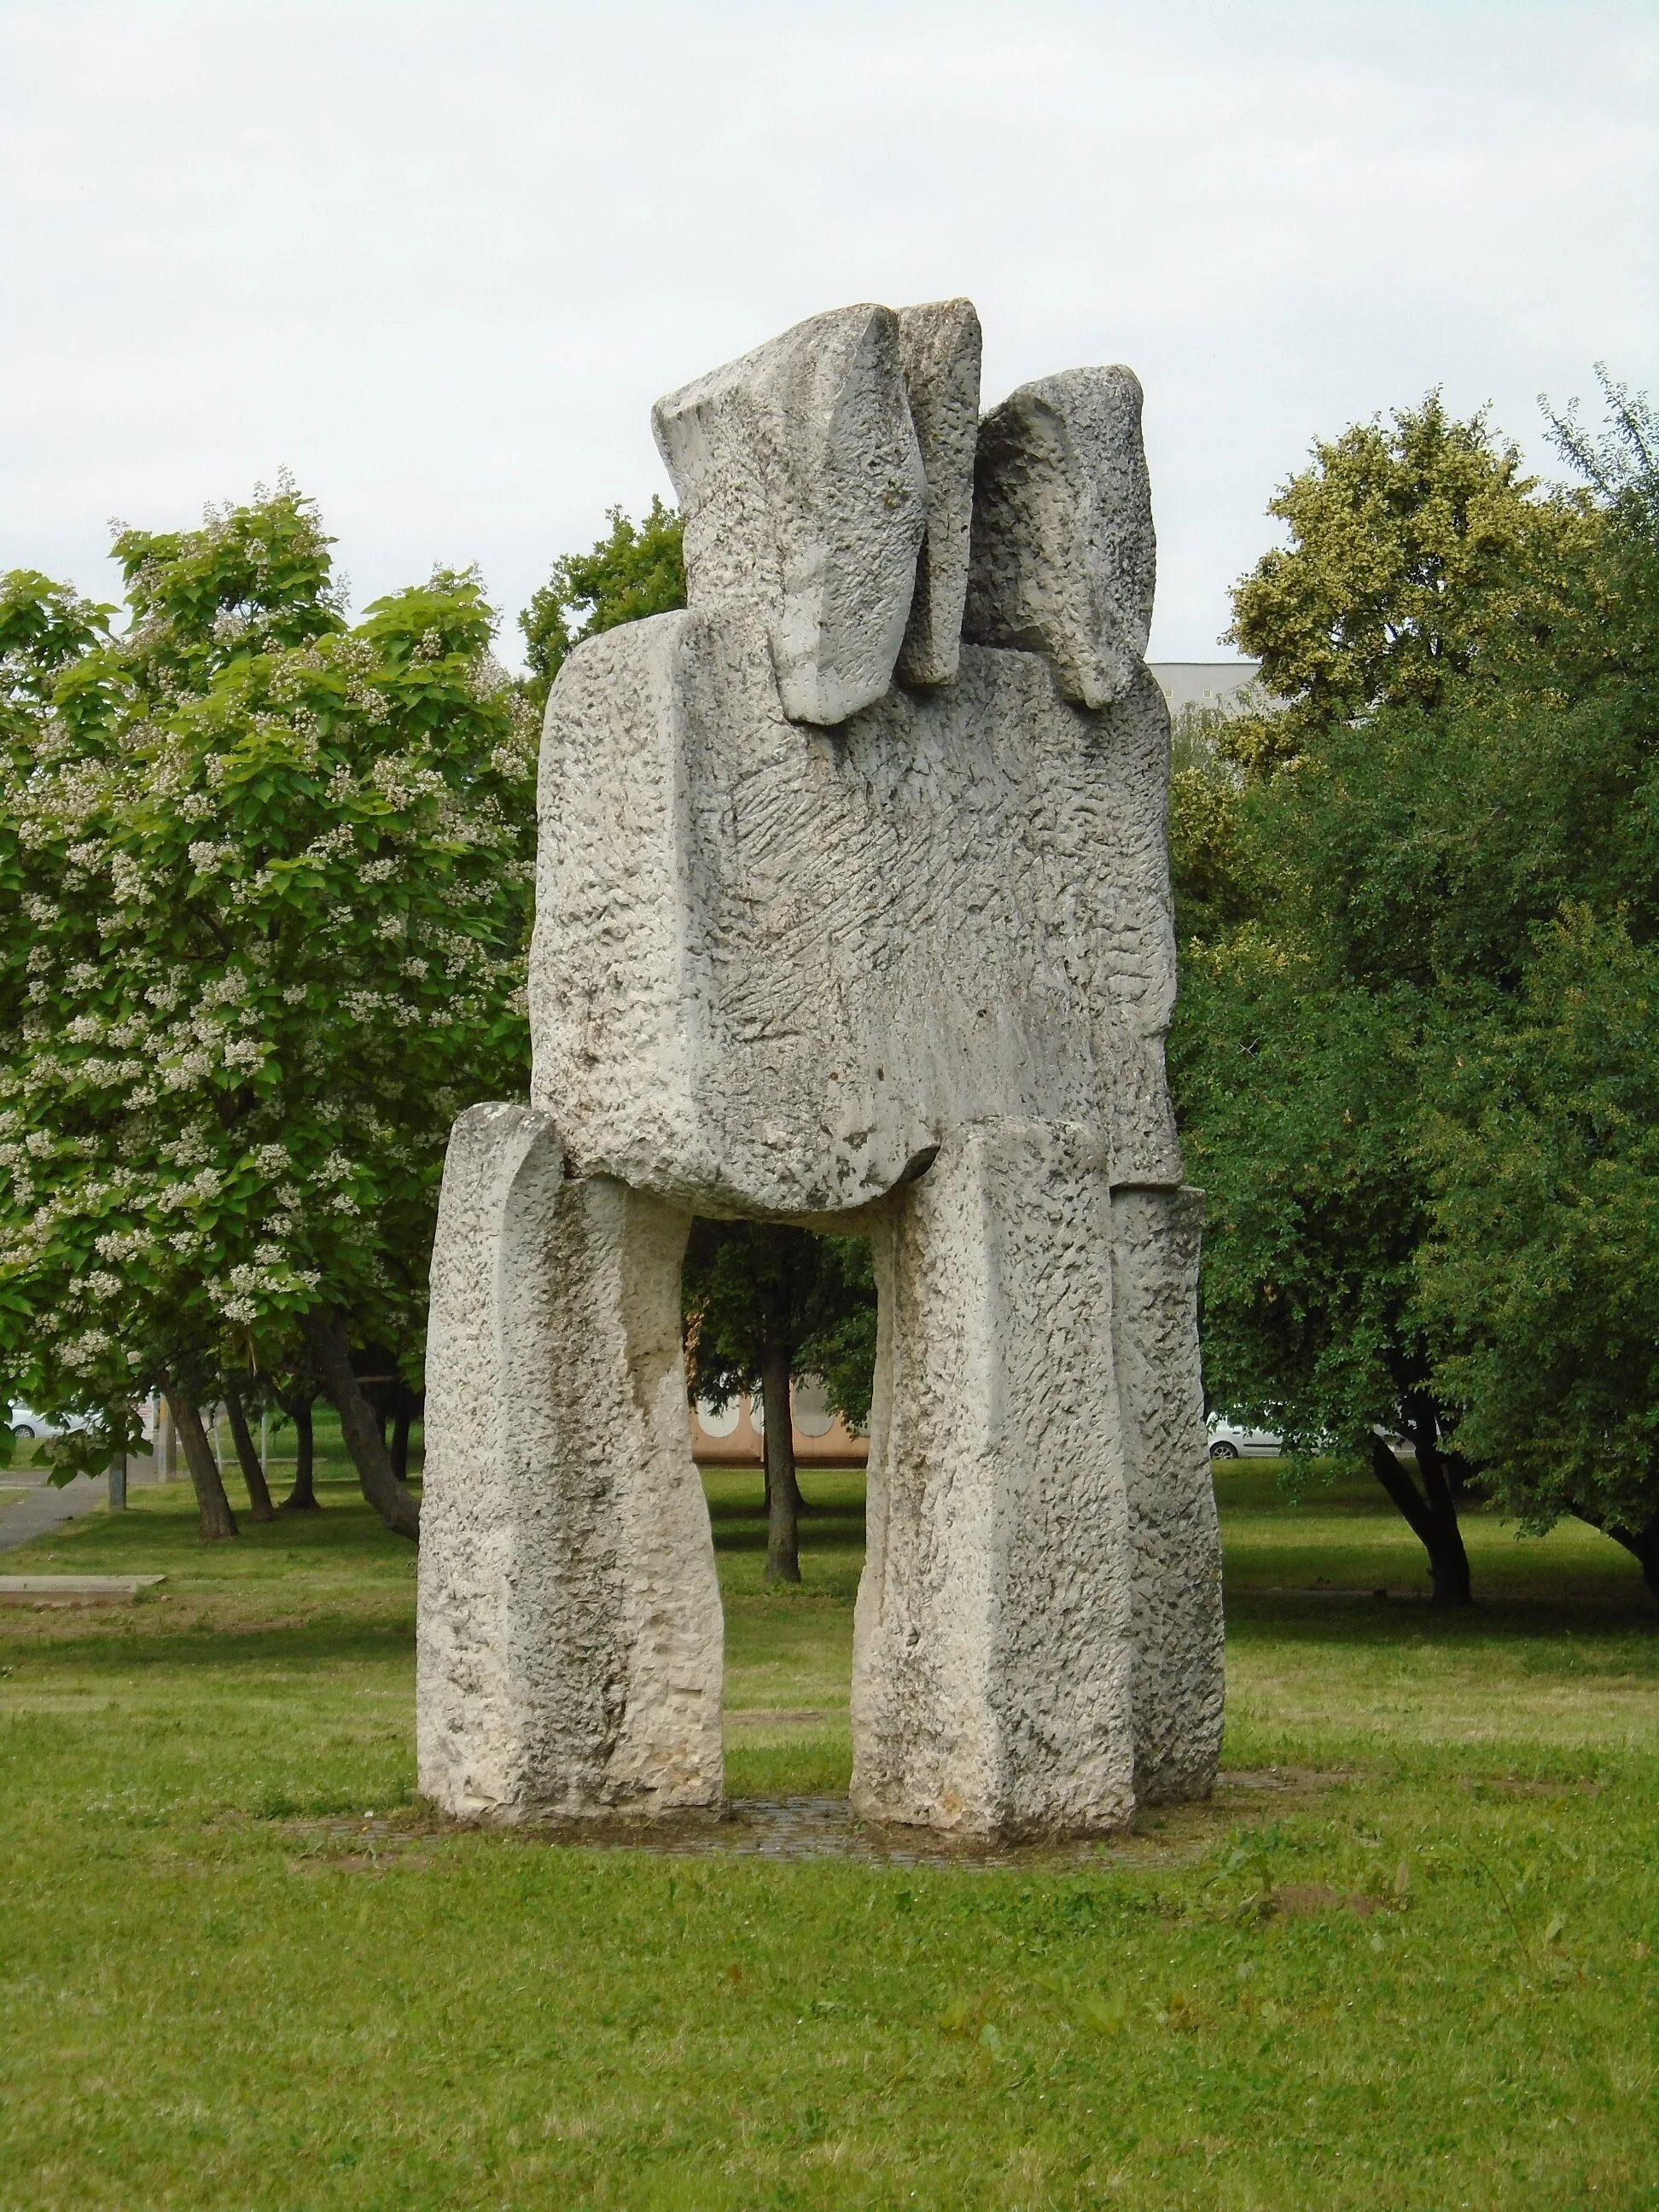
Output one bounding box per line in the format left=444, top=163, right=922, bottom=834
left=963, top=368, right=1155, bottom=710
left=653, top=304, right=928, bottom=725
left=534, top=302, right=1179, bottom=1218
left=532, top=613, right=1181, bottom=1216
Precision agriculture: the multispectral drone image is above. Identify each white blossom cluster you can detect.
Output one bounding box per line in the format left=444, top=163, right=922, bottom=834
left=0, top=493, right=536, bottom=1420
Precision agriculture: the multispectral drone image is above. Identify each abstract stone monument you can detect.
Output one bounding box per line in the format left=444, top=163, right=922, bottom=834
left=416, top=300, right=1224, bottom=1837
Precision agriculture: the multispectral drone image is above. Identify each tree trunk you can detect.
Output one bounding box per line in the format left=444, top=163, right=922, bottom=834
left=1440, top=1447, right=1480, bottom=1508
left=761, top=1342, right=800, bottom=1585
left=301, top=1307, right=420, bottom=1541
left=1368, top=1422, right=1473, bottom=1606
left=279, top=1392, right=318, bottom=1512
left=1411, top=1409, right=1475, bottom=1606
left=164, top=1384, right=238, bottom=1540
left=222, top=1376, right=278, bottom=1522
left=157, top=1398, right=179, bottom=1481
left=1581, top=1512, right=1659, bottom=1603
left=391, top=1404, right=412, bottom=1484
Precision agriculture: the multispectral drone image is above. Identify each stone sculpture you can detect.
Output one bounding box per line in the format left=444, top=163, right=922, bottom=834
left=416, top=300, right=1224, bottom=1838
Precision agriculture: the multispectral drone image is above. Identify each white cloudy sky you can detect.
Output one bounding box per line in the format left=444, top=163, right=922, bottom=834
left=2, top=0, right=1654, bottom=661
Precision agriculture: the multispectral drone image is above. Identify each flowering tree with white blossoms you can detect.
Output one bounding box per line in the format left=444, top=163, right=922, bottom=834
left=0, top=489, right=536, bottom=1538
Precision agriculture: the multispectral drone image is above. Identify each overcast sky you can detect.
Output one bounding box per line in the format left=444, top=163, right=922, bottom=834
left=3, top=0, right=1654, bottom=663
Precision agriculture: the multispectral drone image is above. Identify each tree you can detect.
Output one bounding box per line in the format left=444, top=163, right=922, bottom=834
left=1417, top=913, right=1659, bottom=1595
left=273, top=1371, right=319, bottom=1512
left=1223, top=393, right=1592, bottom=777
left=683, top=1224, right=872, bottom=1585
left=0, top=488, right=537, bottom=1539
left=1409, top=382, right=1659, bottom=1591
left=222, top=1371, right=278, bottom=1522
left=1174, top=931, right=1476, bottom=1601
left=1173, top=385, right=1650, bottom=1603
left=519, top=497, right=685, bottom=710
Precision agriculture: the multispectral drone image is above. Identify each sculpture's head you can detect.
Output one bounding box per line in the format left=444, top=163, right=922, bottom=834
left=531, top=301, right=1179, bottom=1220
left=649, top=300, right=1155, bottom=725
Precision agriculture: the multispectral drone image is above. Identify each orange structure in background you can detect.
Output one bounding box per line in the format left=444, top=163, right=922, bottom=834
left=688, top=1377, right=867, bottom=1468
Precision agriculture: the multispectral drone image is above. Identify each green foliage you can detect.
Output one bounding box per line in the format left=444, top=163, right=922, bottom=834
left=1167, top=706, right=1255, bottom=946
left=683, top=1222, right=874, bottom=1429
left=519, top=495, right=685, bottom=710
left=1177, top=376, right=1659, bottom=1567
left=108, top=489, right=346, bottom=704
left=0, top=572, right=113, bottom=744
left=1417, top=914, right=1659, bottom=1540
left=1174, top=936, right=1427, bottom=1454
left=1225, top=393, right=1592, bottom=776
left=0, top=489, right=536, bottom=1463
left=1544, top=364, right=1659, bottom=538
left=800, top=1241, right=878, bottom=1434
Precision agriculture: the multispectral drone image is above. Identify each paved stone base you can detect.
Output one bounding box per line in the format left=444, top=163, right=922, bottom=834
left=0, top=1574, right=166, bottom=1605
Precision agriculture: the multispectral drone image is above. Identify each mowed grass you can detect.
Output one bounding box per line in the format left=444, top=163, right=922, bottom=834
left=1, top=1435, right=1656, bottom=2211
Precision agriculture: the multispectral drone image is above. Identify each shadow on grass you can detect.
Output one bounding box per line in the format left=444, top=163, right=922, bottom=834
left=702, top=1469, right=866, bottom=1560
left=707, top=1511, right=866, bottom=1557
left=1224, top=1588, right=1659, bottom=1647
left=9, top=1614, right=417, bottom=1679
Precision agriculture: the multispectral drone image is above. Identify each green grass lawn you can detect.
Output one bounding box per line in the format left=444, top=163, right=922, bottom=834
left=2, top=1437, right=1656, bottom=2210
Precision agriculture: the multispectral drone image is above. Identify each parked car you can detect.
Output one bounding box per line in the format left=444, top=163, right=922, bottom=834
left=7, top=1406, right=89, bottom=1442
left=1207, top=1414, right=1283, bottom=1460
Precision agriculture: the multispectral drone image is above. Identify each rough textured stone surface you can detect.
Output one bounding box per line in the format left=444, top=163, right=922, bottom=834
left=895, top=298, right=982, bottom=688
left=531, top=620, right=1182, bottom=1212
left=1110, top=1185, right=1225, bottom=1802
left=963, top=366, right=1155, bottom=709
left=652, top=303, right=925, bottom=725
left=851, top=1122, right=1136, bottom=1837
left=422, top=299, right=1221, bottom=1840
left=417, top=1103, right=723, bottom=1820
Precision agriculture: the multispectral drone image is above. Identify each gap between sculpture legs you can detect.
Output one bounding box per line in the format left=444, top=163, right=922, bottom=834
left=416, top=1103, right=723, bottom=1821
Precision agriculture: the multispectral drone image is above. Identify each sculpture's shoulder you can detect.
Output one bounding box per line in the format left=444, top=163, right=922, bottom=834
left=544, top=606, right=699, bottom=725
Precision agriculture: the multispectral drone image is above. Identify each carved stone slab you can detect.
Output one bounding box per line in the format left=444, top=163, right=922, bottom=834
left=531, top=613, right=1181, bottom=1215
left=653, top=303, right=926, bottom=725
left=895, top=298, right=982, bottom=687
left=963, top=367, right=1155, bottom=709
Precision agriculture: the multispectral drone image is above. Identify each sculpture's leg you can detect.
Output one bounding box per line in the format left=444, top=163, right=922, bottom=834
left=850, top=1121, right=1137, bottom=1837
left=1110, top=1186, right=1225, bottom=1803
left=416, top=1103, right=723, bottom=1821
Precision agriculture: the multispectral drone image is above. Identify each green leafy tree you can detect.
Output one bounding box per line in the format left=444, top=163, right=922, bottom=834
left=0, top=488, right=537, bottom=1538
left=683, top=1225, right=872, bottom=1585
left=1417, top=912, right=1659, bottom=1594
left=1167, top=705, right=1257, bottom=948
left=519, top=496, right=685, bottom=710
left=1175, top=936, right=1475, bottom=1598
left=1408, top=382, right=1659, bottom=1592
left=1175, top=383, right=1654, bottom=1603
left=1223, top=393, right=1592, bottom=777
